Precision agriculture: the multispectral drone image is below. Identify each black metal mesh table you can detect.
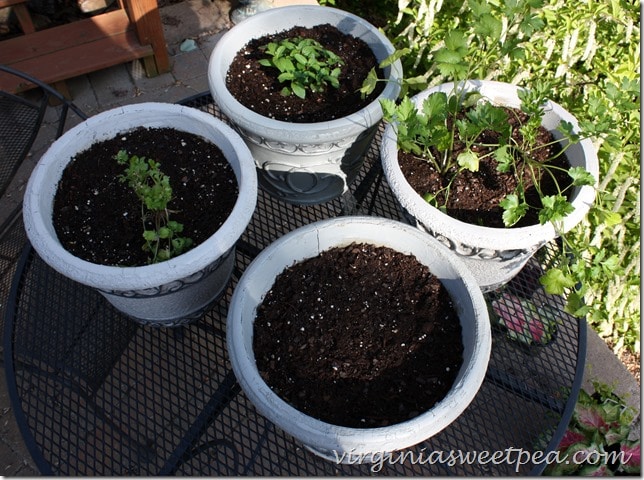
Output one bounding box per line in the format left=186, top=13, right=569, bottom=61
left=3, top=93, right=585, bottom=475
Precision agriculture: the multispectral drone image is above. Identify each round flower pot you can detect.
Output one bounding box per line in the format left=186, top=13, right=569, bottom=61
left=227, top=216, right=491, bottom=462
left=23, top=103, right=257, bottom=327
left=208, top=5, right=403, bottom=205
left=380, top=80, right=599, bottom=292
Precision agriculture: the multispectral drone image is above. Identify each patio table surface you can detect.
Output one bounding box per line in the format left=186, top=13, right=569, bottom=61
left=2, top=92, right=585, bottom=476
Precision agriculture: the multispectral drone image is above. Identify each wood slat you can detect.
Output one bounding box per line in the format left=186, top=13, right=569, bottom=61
left=0, top=30, right=153, bottom=92
left=11, top=3, right=35, bottom=34
left=0, top=9, right=133, bottom=64
left=0, top=0, right=28, bottom=7
left=125, top=0, right=170, bottom=72
left=0, top=0, right=168, bottom=95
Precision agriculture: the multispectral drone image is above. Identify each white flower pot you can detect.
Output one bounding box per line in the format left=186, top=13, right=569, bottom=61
left=380, top=80, right=599, bottom=292
left=23, top=103, right=257, bottom=326
left=208, top=5, right=403, bottom=205
left=227, top=216, right=491, bottom=462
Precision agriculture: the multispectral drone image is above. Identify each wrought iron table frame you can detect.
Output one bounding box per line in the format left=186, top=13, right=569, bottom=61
left=3, top=92, right=586, bottom=475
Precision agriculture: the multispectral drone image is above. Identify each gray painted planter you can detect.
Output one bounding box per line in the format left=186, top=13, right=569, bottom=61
left=23, top=103, right=257, bottom=326
left=380, top=80, right=599, bottom=292
left=227, top=216, right=491, bottom=462
left=208, top=5, right=403, bottom=205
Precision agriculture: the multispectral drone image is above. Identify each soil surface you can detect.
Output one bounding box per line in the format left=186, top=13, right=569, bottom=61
left=226, top=24, right=385, bottom=123
left=53, top=126, right=238, bottom=266
left=253, top=243, right=464, bottom=428
left=398, top=107, right=572, bottom=228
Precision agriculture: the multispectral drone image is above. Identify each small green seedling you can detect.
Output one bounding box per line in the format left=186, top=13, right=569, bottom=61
left=115, top=150, right=193, bottom=264
left=258, top=36, right=344, bottom=99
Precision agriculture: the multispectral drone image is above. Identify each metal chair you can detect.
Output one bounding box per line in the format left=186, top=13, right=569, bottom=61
left=0, top=64, right=88, bottom=348
left=1, top=66, right=152, bottom=474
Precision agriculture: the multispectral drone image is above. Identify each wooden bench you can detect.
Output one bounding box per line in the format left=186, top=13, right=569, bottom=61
left=1, top=0, right=34, bottom=33
left=0, top=0, right=170, bottom=96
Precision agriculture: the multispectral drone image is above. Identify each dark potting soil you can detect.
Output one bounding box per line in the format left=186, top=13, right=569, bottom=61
left=253, top=243, right=464, bottom=428
left=399, top=108, right=573, bottom=228
left=226, top=24, right=386, bottom=123
left=53, top=126, right=238, bottom=267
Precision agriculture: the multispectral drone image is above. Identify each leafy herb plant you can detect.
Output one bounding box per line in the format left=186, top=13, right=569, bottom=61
left=115, top=150, right=193, bottom=264
left=258, top=36, right=344, bottom=99
left=379, top=0, right=639, bottom=361
left=375, top=0, right=625, bottom=315
left=380, top=81, right=596, bottom=228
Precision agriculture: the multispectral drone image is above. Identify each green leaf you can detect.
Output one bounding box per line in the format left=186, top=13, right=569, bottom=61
left=474, top=13, right=503, bottom=41
left=443, top=30, right=467, bottom=55
left=379, top=48, right=409, bottom=68
left=558, top=120, right=580, bottom=143
left=494, top=145, right=513, bottom=172
left=601, top=254, right=621, bottom=273
left=539, top=195, right=575, bottom=224
left=360, top=68, right=378, bottom=98
left=172, top=237, right=190, bottom=253
left=115, top=149, right=129, bottom=164
left=421, top=92, right=448, bottom=119
left=293, top=53, right=308, bottom=65
left=540, top=268, right=577, bottom=295
left=167, top=220, right=184, bottom=233
left=157, top=226, right=171, bottom=239
left=403, top=75, right=428, bottom=88
left=457, top=150, right=479, bottom=171
left=291, top=83, right=306, bottom=99
left=396, top=96, right=418, bottom=122
left=422, top=192, right=437, bottom=205
left=500, top=193, right=529, bottom=226
left=568, top=166, right=596, bottom=187
left=143, top=230, right=158, bottom=242
left=565, top=290, right=591, bottom=318
left=467, top=102, right=509, bottom=133
left=379, top=98, right=398, bottom=120
left=434, top=31, right=468, bottom=78
left=467, top=0, right=491, bottom=17
left=275, top=57, right=294, bottom=73
left=594, top=208, right=622, bottom=227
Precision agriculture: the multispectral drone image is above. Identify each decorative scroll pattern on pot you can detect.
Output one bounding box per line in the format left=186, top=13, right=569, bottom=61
left=418, top=220, right=539, bottom=261
left=399, top=207, right=539, bottom=262
left=129, top=302, right=215, bottom=328
left=99, top=247, right=235, bottom=298
left=237, top=127, right=358, bottom=155
left=261, top=164, right=344, bottom=197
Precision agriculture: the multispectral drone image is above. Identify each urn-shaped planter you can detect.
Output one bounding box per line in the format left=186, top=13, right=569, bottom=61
left=380, top=80, right=599, bottom=292
left=23, top=103, right=257, bottom=327
left=227, top=216, right=491, bottom=462
left=208, top=5, right=403, bottom=205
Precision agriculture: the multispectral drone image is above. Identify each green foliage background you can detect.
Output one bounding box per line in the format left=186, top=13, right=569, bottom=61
left=335, top=0, right=640, bottom=357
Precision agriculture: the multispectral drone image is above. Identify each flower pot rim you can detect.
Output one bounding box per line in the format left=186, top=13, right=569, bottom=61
left=208, top=5, right=403, bottom=138
left=380, top=79, right=599, bottom=249
left=23, top=102, right=257, bottom=291
left=227, top=216, right=491, bottom=454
